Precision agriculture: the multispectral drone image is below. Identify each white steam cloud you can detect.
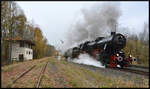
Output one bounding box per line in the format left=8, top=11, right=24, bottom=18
left=71, top=54, right=105, bottom=68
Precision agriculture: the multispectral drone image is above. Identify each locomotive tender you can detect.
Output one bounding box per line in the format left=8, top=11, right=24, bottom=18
left=64, top=32, right=129, bottom=68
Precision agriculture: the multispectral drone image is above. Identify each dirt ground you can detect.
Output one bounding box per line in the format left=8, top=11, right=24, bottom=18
left=1, top=56, right=149, bottom=88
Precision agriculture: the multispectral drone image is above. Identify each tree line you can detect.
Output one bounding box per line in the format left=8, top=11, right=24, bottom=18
left=123, top=22, right=149, bottom=66
left=1, top=1, right=149, bottom=66
left=1, top=1, right=56, bottom=65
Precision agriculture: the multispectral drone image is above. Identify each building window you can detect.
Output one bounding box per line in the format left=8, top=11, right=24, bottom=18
left=29, top=51, right=30, bottom=55
left=20, top=41, right=24, bottom=47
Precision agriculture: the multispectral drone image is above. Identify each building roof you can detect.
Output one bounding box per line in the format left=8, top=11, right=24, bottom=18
left=5, top=36, right=35, bottom=45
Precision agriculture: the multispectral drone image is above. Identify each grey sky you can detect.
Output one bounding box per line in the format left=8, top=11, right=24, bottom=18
left=16, top=1, right=149, bottom=48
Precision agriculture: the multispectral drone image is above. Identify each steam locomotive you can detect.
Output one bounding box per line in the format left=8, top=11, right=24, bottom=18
left=64, top=32, right=129, bottom=68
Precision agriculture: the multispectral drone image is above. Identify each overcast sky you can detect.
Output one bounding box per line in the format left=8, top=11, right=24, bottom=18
left=16, top=1, right=149, bottom=48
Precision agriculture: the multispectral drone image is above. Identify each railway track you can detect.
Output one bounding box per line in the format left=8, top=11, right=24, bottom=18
left=36, top=62, right=48, bottom=88
left=11, top=60, right=148, bottom=87
left=128, top=64, right=149, bottom=69
left=12, top=61, right=48, bottom=88
left=108, top=67, right=149, bottom=77
left=69, top=61, right=149, bottom=77
left=12, top=65, right=36, bottom=83
left=127, top=65, right=149, bottom=73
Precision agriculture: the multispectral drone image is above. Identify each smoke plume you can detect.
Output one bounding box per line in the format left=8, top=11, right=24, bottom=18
left=61, top=3, right=122, bottom=52
left=58, top=3, right=123, bottom=68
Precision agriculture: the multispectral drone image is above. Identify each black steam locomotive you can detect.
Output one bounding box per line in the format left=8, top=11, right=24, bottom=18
left=64, top=32, right=129, bottom=68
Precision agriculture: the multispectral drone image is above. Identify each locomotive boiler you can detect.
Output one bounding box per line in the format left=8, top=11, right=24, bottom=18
left=64, top=32, right=129, bottom=68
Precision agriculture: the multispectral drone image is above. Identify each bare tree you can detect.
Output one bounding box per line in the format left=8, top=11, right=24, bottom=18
left=139, top=22, right=149, bottom=45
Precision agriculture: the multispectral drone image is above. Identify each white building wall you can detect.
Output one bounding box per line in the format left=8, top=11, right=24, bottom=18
left=24, top=48, right=33, bottom=60
left=11, top=41, right=33, bottom=61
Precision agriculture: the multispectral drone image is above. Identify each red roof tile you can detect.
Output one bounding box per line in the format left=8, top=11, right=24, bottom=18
left=5, top=36, right=34, bottom=45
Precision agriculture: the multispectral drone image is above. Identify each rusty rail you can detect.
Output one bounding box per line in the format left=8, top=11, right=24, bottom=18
left=36, top=62, right=48, bottom=88
left=13, top=65, right=36, bottom=83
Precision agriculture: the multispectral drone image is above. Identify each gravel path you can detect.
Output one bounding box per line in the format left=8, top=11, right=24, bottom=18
left=47, top=62, right=69, bottom=88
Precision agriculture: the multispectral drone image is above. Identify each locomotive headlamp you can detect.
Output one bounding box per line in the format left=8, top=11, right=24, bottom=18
left=116, top=54, right=119, bottom=56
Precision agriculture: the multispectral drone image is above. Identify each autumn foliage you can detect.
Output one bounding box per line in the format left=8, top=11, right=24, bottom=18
left=1, top=1, right=56, bottom=65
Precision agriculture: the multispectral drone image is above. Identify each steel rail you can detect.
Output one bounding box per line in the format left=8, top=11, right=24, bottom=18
left=108, top=67, right=149, bottom=76
left=36, top=62, right=48, bottom=88
left=13, top=65, right=36, bottom=83
left=128, top=65, right=149, bottom=69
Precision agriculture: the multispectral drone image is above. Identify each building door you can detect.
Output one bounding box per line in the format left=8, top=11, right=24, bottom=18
left=19, top=54, right=24, bottom=62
